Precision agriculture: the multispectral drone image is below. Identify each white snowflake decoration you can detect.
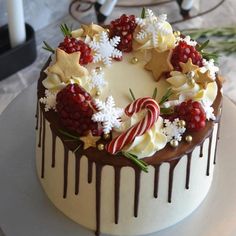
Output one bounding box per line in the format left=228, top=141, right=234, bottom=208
left=161, top=118, right=186, bottom=142
left=92, top=96, right=124, bottom=134
left=201, top=99, right=216, bottom=121
left=135, top=9, right=172, bottom=47
left=88, top=69, right=107, bottom=91
left=200, top=59, right=219, bottom=80
left=89, top=31, right=122, bottom=66
left=39, top=90, right=57, bottom=112
left=175, top=35, right=197, bottom=47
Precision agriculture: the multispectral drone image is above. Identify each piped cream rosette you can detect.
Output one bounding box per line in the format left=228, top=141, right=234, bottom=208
left=114, top=111, right=167, bottom=159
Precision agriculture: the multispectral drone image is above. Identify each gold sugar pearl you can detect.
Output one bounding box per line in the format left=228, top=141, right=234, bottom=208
left=185, top=135, right=193, bottom=143
left=96, top=90, right=101, bottom=96
left=103, top=133, right=111, bottom=140
left=131, top=57, right=139, bottom=64
left=97, top=143, right=105, bottom=151
left=95, top=66, right=102, bottom=72
left=178, top=120, right=186, bottom=128
left=174, top=31, right=180, bottom=37
left=187, top=71, right=195, bottom=79
left=187, top=78, right=195, bottom=86
left=170, top=140, right=179, bottom=148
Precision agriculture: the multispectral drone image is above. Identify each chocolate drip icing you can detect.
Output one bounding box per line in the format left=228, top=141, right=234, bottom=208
left=41, top=114, right=46, bottom=178
left=199, top=142, right=204, bottom=158
left=206, top=133, right=213, bottom=176
left=38, top=106, right=42, bottom=147
left=95, top=164, right=103, bottom=236
left=214, top=123, right=221, bottom=164
left=114, top=167, right=121, bottom=224
left=63, top=147, right=69, bottom=199
left=88, top=159, right=93, bottom=184
left=51, top=130, right=56, bottom=168
left=75, top=153, right=81, bottom=195
left=35, top=101, right=39, bottom=130
left=168, top=160, right=180, bottom=203
left=153, top=164, right=161, bottom=198
left=134, top=169, right=141, bottom=217
left=185, top=153, right=192, bottom=190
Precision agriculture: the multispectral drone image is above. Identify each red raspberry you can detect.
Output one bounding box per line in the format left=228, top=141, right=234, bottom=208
left=58, top=36, right=93, bottom=65
left=56, top=84, right=100, bottom=136
left=109, top=14, right=137, bottom=52
left=175, top=100, right=206, bottom=131
left=171, top=41, right=203, bottom=71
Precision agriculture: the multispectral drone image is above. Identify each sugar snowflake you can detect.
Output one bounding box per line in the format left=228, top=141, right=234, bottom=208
left=161, top=118, right=186, bottom=142
left=201, top=99, right=216, bottom=121
left=92, top=96, right=124, bottom=134
left=88, top=69, right=107, bottom=91
left=200, top=59, right=219, bottom=80
left=176, top=35, right=197, bottom=47
left=39, top=89, right=57, bottom=112
left=135, top=9, right=172, bottom=47
left=89, top=31, right=122, bottom=66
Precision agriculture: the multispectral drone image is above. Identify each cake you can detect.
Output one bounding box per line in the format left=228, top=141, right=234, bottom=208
left=36, top=9, right=222, bottom=236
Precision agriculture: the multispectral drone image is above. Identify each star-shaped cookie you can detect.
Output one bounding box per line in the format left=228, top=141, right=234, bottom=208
left=145, top=49, right=173, bottom=81
left=81, top=24, right=104, bottom=37
left=179, top=58, right=199, bottom=74
left=80, top=131, right=100, bottom=150
left=196, top=70, right=214, bottom=89
left=48, top=48, right=88, bottom=83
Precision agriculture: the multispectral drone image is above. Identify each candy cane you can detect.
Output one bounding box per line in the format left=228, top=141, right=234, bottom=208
left=106, top=97, right=160, bottom=154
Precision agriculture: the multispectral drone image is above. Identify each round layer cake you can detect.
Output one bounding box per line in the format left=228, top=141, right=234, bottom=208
left=36, top=9, right=222, bottom=236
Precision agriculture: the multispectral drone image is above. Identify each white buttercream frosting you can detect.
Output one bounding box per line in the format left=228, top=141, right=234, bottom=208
left=116, top=111, right=167, bottom=158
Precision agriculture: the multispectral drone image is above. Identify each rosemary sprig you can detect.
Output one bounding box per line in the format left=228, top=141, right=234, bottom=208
left=182, top=27, right=236, bottom=58
left=129, top=88, right=136, bottom=101
left=122, top=152, right=148, bottom=173
left=60, top=23, right=72, bottom=37
left=141, top=7, right=146, bottom=19
left=160, top=107, right=174, bottom=115
left=58, top=129, right=80, bottom=141
left=182, top=27, right=236, bottom=39
left=159, top=89, right=173, bottom=105
left=73, top=144, right=81, bottom=153
left=152, top=87, right=157, bottom=100
left=42, top=41, right=55, bottom=53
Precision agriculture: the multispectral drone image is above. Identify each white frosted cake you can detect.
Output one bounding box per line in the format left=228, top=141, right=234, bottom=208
left=36, top=9, right=222, bottom=236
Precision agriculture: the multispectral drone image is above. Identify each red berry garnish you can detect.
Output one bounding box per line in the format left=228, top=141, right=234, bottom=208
left=171, top=41, right=203, bottom=71
left=56, top=84, right=100, bottom=136
left=58, top=36, right=93, bottom=65
left=109, top=14, right=137, bottom=52
left=175, top=100, right=206, bottom=131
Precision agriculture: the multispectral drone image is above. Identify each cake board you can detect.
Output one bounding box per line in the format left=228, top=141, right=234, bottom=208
left=0, top=83, right=236, bottom=236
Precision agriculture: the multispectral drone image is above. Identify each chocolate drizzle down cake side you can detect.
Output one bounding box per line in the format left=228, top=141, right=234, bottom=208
left=36, top=9, right=222, bottom=236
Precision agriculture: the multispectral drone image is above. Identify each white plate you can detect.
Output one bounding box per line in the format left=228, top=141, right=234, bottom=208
left=0, top=83, right=236, bottom=236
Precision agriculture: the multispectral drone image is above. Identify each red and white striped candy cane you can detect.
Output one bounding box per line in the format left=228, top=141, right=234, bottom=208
left=106, top=97, right=160, bottom=154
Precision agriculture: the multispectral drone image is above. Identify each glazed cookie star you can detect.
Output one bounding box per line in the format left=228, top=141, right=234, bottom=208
left=145, top=49, right=173, bottom=81
left=179, top=58, right=199, bottom=74
left=48, top=48, right=88, bottom=83
left=80, top=131, right=101, bottom=150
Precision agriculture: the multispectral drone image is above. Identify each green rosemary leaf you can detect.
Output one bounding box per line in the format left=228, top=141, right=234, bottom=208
left=129, top=88, right=136, bottom=101
left=122, top=152, right=148, bottom=173
left=152, top=87, right=157, bottom=100
left=160, top=107, right=174, bottom=115
left=159, top=89, right=173, bottom=105
left=73, top=145, right=81, bottom=153
left=42, top=41, right=55, bottom=53
left=197, top=39, right=210, bottom=51
left=58, top=129, right=80, bottom=141
left=60, top=23, right=72, bottom=37
left=141, top=7, right=146, bottom=19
